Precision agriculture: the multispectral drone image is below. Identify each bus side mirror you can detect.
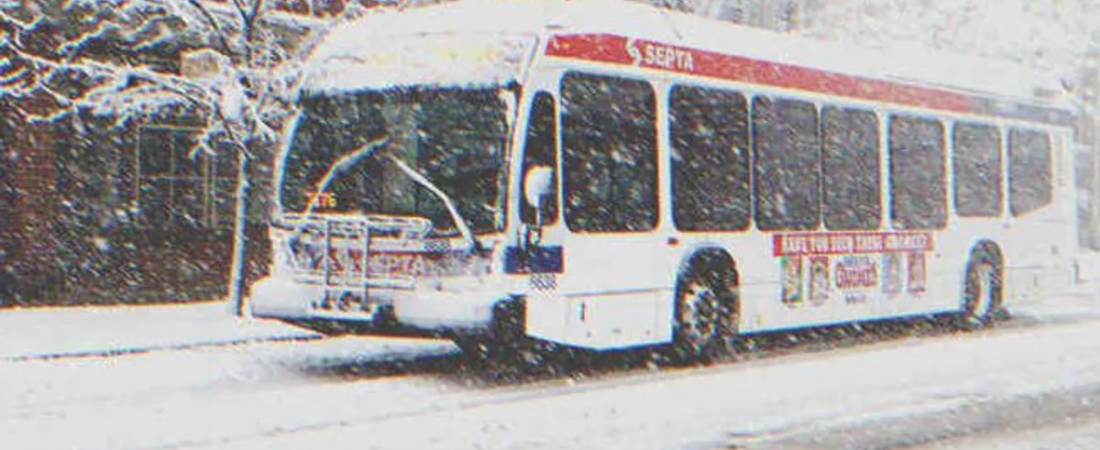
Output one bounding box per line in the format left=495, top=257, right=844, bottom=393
left=523, top=166, right=553, bottom=211
left=521, top=166, right=553, bottom=251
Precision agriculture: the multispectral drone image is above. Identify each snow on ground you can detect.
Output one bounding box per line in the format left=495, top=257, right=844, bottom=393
left=0, top=328, right=458, bottom=450
left=914, top=421, right=1100, bottom=450
left=0, top=301, right=318, bottom=360
left=0, top=340, right=458, bottom=450
left=190, top=307, right=1100, bottom=450
left=2, top=288, right=1100, bottom=450
left=0, top=334, right=457, bottom=410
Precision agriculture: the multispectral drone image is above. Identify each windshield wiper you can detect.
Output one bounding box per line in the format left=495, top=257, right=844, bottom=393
left=386, top=154, right=482, bottom=252
left=292, top=136, right=390, bottom=237
left=290, top=135, right=483, bottom=252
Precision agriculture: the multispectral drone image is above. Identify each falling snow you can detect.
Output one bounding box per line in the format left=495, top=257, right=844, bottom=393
left=4, top=0, right=1100, bottom=449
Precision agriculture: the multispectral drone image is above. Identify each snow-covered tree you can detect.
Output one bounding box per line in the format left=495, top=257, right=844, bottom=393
left=802, top=0, right=1098, bottom=100
left=0, top=0, right=369, bottom=312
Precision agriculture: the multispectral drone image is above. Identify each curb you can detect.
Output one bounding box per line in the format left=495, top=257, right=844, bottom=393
left=1, top=333, right=322, bottom=363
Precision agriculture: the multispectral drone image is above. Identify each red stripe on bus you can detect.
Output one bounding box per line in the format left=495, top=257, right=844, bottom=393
left=547, top=34, right=974, bottom=114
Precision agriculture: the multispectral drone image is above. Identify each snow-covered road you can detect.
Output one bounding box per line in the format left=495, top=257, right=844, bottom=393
left=4, top=292, right=1100, bottom=450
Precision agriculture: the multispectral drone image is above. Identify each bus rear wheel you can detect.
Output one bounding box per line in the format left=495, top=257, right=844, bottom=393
left=960, top=255, right=1003, bottom=328
left=672, top=263, right=737, bottom=362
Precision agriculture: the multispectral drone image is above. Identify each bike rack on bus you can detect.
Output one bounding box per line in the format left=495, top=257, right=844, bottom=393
left=276, top=214, right=433, bottom=313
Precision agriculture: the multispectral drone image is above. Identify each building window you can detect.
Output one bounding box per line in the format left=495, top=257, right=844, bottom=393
left=135, top=126, right=236, bottom=228
left=669, top=84, right=751, bottom=232
left=953, top=122, right=1003, bottom=217
left=753, top=95, right=820, bottom=231
left=889, top=115, right=947, bottom=230
left=561, top=72, right=658, bottom=233
left=1009, top=128, right=1052, bottom=216
left=822, top=106, right=881, bottom=230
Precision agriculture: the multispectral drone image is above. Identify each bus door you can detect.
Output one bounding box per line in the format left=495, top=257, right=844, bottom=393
left=514, top=78, right=665, bottom=350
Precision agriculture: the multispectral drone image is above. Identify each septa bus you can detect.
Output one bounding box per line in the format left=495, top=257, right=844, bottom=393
left=248, top=0, right=1080, bottom=357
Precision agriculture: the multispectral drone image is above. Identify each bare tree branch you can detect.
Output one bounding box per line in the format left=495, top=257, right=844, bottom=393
left=186, top=0, right=236, bottom=58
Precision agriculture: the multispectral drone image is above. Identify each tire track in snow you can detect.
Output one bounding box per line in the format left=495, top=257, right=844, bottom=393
left=129, top=314, right=1100, bottom=450
left=728, top=382, right=1100, bottom=450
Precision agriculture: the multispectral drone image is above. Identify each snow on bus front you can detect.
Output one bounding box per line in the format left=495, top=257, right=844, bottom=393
left=247, top=23, right=536, bottom=332
left=250, top=85, right=515, bottom=334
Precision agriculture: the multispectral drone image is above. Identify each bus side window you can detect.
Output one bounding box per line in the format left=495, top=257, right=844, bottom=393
left=822, top=106, right=881, bottom=230
left=561, top=72, right=658, bottom=233
left=1008, top=128, right=1052, bottom=217
left=953, top=122, right=1003, bottom=217
left=752, top=96, right=821, bottom=231
left=669, top=84, right=751, bottom=232
left=889, top=115, right=947, bottom=230
left=521, top=92, right=560, bottom=226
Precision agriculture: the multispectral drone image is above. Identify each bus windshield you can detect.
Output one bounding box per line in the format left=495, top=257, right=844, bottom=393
left=280, top=86, right=511, bottom=237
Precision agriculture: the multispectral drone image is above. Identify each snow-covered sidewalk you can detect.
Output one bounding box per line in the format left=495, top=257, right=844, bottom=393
left=0, top=301, right=319, bottom=361
left=0, top=277, right=1097, bottom=362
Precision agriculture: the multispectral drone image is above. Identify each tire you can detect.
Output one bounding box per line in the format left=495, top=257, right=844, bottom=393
left=453, top=298, right=545, bottom=367
left=672, top=261, right=738, bottom=362
left=960, top=254, right=1003, bottom=329
left=454, top=336, right=493, bottom=358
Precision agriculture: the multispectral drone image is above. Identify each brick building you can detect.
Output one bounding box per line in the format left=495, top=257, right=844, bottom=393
left=0, top=100, right=62, bottom=304
left=0, top=96, right=256, bottom=305
left=0, top=0, right=384, bottom=306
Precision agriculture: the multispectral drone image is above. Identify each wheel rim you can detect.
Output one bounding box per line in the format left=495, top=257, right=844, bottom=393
left=678, top=279, right=718, bottom=352
left=968, top=263, right=996, bottom=322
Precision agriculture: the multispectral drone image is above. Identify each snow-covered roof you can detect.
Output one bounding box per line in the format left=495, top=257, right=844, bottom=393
left=304, top=30, right=536, bottom=92
left=302, top=0, right=1069, bottom=109
left=302, top=0, right=554, bottom=92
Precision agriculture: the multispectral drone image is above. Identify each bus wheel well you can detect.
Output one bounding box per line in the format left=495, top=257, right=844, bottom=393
left=678, top=248, right=739, bottom=288
left=970, top=240, right=1004, bottom=267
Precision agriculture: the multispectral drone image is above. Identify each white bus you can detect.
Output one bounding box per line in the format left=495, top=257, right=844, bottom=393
left=249, top=0, right=1080, bottom=358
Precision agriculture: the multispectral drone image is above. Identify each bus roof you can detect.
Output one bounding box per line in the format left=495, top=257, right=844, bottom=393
left=303, top=0, right=1074, bottom=124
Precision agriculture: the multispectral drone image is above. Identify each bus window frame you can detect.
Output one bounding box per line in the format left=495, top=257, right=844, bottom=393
left=887, top=113, right=949, bottom=231
left=559, top=70, right=660, bottom=234
left=751, top=94, right=822, bottom=232
left=668, top=83, right=752, bottom=233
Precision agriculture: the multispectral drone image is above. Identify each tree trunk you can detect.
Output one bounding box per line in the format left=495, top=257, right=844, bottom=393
left=229, top=145, right=251, bottom=316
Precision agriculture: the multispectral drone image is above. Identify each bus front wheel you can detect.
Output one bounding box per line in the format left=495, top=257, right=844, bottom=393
left=672, top=261, right=738, bottom=362
left=453, top=298, right=544, bottom=365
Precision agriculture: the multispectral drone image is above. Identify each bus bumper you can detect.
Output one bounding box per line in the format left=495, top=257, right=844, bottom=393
left=248, top=276, right=501, bottom=334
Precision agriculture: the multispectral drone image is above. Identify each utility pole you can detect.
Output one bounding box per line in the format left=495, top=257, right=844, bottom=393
left=1092, top=52, right=1100, bottom=253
